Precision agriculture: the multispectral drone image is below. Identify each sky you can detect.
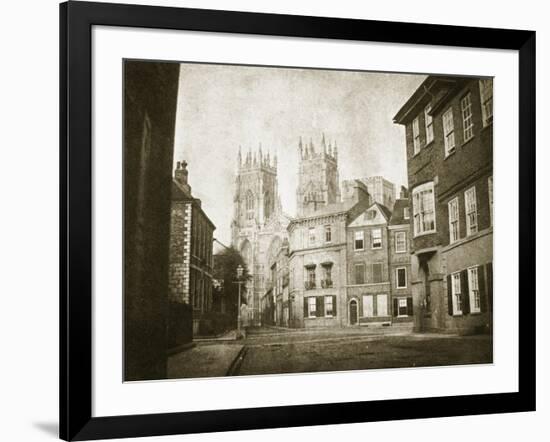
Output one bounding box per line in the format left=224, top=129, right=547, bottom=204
left=173, top=63, right=425, bottom=245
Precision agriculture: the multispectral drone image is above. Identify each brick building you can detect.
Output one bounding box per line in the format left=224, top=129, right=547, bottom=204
left=388, top=198, right=414, bottom=325
left=345, top=201, right=392, bottom=326
left=169, top=160, right=216, bottom=336
left=394, top=75, right=493, bottom=334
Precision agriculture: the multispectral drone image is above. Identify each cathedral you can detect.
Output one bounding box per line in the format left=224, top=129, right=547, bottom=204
left=230, top=145, right=291, bottom=326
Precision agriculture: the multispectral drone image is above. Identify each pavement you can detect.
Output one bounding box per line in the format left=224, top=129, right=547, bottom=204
left=166, top=326, right=492, bottom=379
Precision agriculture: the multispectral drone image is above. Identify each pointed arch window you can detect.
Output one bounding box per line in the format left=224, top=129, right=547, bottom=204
left=246, top=191, right=255, bottom=220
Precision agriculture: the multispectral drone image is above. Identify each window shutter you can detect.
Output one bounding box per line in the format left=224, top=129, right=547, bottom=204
left=447, top=274, right=453, bottom=316
left=461, top=270, right=470, bottom=315
left=332, top=295, right=337, bottom=316
left=478, top=265, right=487, bottom=313
left=316, top=296, right=324, bottom=317
left=486, top=262, right=493, bottom=312
left=303, top=297, right=308, bottom=318
left=407, top=297, right=413, bottom=316
left=393, top=298, right=398, bottom=317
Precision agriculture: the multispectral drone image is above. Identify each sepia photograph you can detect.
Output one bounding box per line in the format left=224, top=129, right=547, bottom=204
left=124, top=60, right=493, bottom=382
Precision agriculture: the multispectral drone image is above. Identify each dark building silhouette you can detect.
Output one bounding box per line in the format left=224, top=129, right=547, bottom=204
left=124, top=61, right=180, bottom=381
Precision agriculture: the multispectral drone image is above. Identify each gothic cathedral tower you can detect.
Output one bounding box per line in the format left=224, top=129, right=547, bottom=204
left=296, top=134, right=341, bottom=217
left=231, top=145, right=280, bottom=326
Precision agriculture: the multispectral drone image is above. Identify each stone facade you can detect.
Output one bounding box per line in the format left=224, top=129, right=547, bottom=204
left=231, top=146, right=291, bottom=326
left=394, top=75, right=493, bottom=334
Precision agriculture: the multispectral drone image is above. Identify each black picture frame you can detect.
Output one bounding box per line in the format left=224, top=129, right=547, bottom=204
left=60, top=1, right=536, bottom=440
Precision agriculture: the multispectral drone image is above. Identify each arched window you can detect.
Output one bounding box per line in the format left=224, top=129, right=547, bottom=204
left=245, top=191, right=255, bottom=220
left=264, top=191, right=272, bottom=220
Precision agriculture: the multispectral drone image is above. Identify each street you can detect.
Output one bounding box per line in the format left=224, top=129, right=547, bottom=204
left=168, top=327, right=493, bottom=379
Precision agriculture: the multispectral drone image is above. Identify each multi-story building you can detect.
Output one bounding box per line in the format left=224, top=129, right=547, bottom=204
left=288, top=137, right=372, bottom=328
left=124, top=61, right=180, bottom=380
left=231, top=146, right=291, bottom=326
left=345, top=201, right=392, bottom=326
left=388, top=198, right=414, bottom=326
left=394, top=75, right=493, bottom=334
left=169, top=160, right=216, bottom=336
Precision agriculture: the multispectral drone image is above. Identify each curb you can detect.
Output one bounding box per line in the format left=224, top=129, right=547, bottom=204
left=166, top=341, right=196, bottom=357
left=226, top=346, right=248, bottom=376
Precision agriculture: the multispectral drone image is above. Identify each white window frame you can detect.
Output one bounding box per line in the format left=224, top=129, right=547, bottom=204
left=354, top=230, right=364, bottom=250
left=324, top=225, right=332, bottom=243
left=397, top=297, right=408, bottom=317
left=362, top=295, right=374, bottom=318
left=468, top=266, right=481, bottom=314
left=451, top=272, right=463, bottom=315
left=443, top=107, right=456, bottom=157
left=324, top=295, right=334, bottom=317
left=396, top=267, right=407, bottom=289
left=461, top=92, right=474, bottom=142
left=488, top=176, right=493, bottom=226
left=377, top=294, right=388, bottom=317
left=395, top=231, right=407, bottom=253
left=479, top=78, right=493, bottom=127
left=424, top=103, right=434, bottom=144
left=412, top=182, right=436, bottom=237
left=371, top=228, right=382, bottom=249
left=307, top=296, right=316, bottom=318
left=448, top=197, right=460, bottom=244
left=403, top=207, right=410, bottom=220
left=308, top=226, right=316, bottom=246
left=465, top=186, right=478, bottom=236
left=412, top=116, right=421, bottom=155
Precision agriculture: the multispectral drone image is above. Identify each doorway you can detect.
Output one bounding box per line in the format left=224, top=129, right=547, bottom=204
left=349, top=299, right=358, bottom=325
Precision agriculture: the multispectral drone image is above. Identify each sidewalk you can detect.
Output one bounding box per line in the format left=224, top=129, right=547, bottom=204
left=167, top=342, right=244, bottom=379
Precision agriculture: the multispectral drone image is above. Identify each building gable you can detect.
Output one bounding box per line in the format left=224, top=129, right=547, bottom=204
left=348, top=204, right=389, bottom=228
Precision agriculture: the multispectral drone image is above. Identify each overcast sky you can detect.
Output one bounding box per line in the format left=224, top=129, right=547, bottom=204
left=173, top=63, right=425, bottom=245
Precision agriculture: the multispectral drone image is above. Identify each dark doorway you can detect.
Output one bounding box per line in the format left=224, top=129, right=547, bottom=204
left=349, top=299, right=358, bottom=325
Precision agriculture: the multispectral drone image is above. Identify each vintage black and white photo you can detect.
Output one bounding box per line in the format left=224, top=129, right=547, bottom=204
left=124, top=61, right=493, bottom=381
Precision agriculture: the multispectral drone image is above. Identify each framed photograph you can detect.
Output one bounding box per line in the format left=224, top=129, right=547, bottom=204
left=60, top=1, right=535, bottom=440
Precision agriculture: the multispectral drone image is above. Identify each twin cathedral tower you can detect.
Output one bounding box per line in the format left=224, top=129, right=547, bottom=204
left=230, top=134, right=341, bottom=324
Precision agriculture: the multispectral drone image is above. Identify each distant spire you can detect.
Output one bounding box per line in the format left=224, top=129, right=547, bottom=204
left=328, top=141, right=333, bottom=157
left=322, top=133, right=327, bottom=154
left=274, top=151, right=278, bottom=168
left=253, top=151, right=257, bottom=166
left=334, top=141, right=338, bottom=162
left=309, top=138, right=314, bottom=154
left=299, top=136, right=303, bottom=159
left=259, top=142, right=263, bottom=164
left=238, top=145, right=242, bottom=167
left=267, top=151, right=271, bottom=167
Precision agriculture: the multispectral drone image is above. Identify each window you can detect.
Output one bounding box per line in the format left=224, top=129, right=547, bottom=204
left=354, top=230, right=364, bottom=250
left=354, top=263, right=366, bottom=285
left=465, top=187, right=478, bottom=235
left=363, top=295, right=374, bottom=317
left=308, top=226, right=316, bottom=246
left=324, top=296, right=334, bottom=317
left=395, top=231, right=407, bottom=253
left=371, top=228, right=382, bottom=249
left=403, top=207, right=410, bottom=220
left=425, top=103, right=434, bottom=144
left=321, top=264, right=333, bottom=288
left=412, top=182, right=436, bottom=236
left=451, top=272, right=462, bottom=315
left=377, top=294, right=388, bottom=317
left=396, top=268, right=407, bottom=288
left=324, top=225, right=332, bottom=243
left=307, top=297, right=316, bottom=318
left=479, top=79, right=493, bottom=126
left=306, top=266, right=316, bottom=289
left=443, top=107, right=455, bottom=156
left=246, top=191, right=255, bottom=220
left=398, top=298, right=408, bottom=316
left=468, top=267, right=481, bottom=313
left=448, top=197, right=460, bottom=244
left=412, top=117, right=421, bottom=155
left=372, top=263, right=383, bottom=283
left=488, top=176, right=493, bottom=226
left=461, top=93, right=474, bottom=142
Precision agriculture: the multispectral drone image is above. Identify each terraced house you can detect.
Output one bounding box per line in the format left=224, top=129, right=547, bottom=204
left=394, top=75, right=493, bottom=334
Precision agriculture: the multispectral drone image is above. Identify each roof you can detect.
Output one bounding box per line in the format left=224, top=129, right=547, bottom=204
left=393, top=75, right=464, bottom=125
left=376, top=203, right=392, bottom=221
left=389, top=199, right=410, bottom=226
left=171, top=180, right=193, bottom=201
